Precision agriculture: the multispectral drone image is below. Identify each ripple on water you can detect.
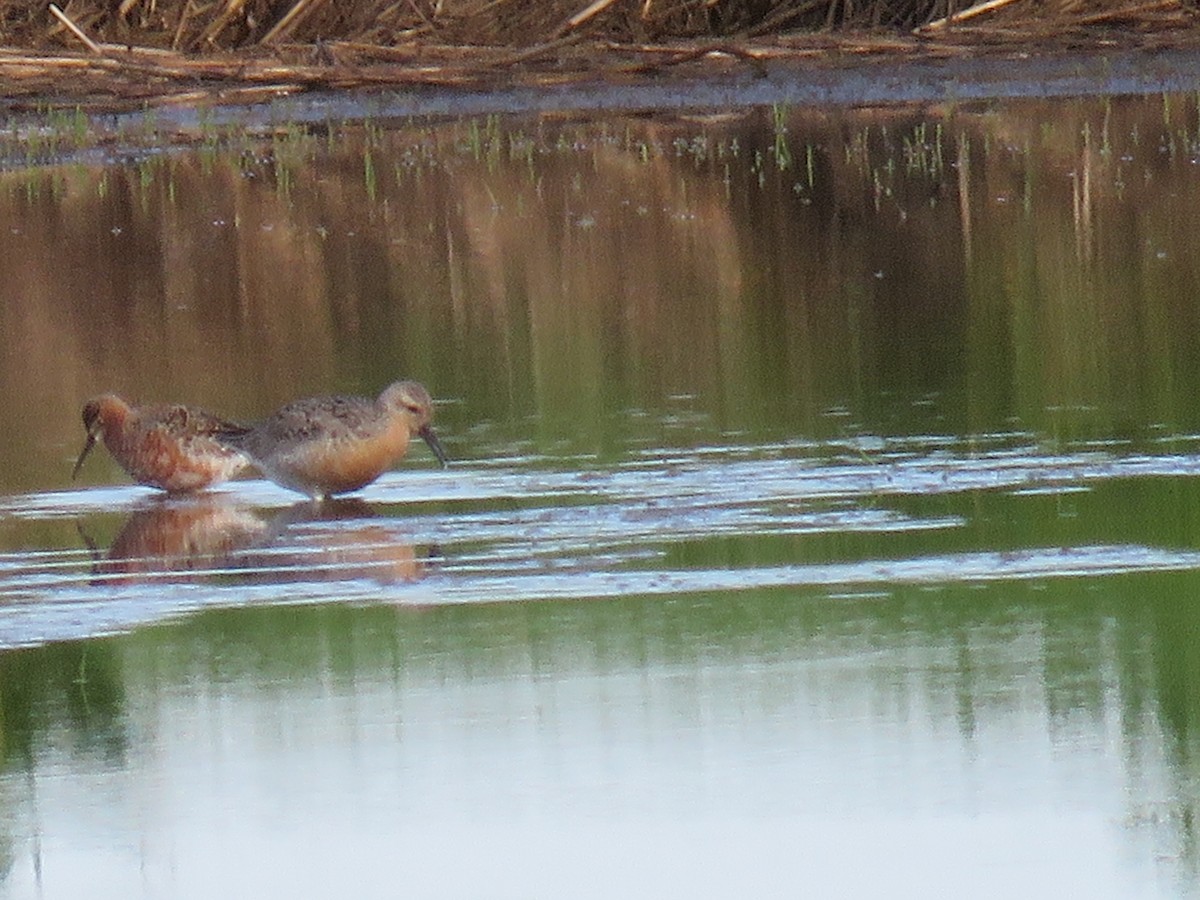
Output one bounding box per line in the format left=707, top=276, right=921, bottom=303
left=2, top=441, right=1200, bottom=648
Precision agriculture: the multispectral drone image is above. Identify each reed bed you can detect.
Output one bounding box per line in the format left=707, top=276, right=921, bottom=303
left=0, top=0, right=1197, bottom=107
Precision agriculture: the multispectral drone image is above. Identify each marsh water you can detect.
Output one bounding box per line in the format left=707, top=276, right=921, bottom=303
left=3, top=84, right=1200, bottom=896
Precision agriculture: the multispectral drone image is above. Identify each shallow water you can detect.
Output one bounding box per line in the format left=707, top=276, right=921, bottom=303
left=4, top=88, right=1200, bottom=897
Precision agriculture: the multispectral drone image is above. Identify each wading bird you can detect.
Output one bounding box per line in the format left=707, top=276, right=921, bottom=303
left=72, top=394, right=250, bottom=493
left=218, top=380, right=448, bottom=500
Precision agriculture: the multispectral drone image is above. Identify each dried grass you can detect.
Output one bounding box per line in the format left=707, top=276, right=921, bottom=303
left=0, top=0, right=1197, bottom=108
left=3, top=0, right=1190, bottom=51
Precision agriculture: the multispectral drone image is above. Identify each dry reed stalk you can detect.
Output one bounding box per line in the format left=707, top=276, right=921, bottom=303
left=403, top=0, right=437, bottom=30
left=171, top=1, right=194, bottom=50
left=745, top=0, right=843, bottom=36
left=322, top=40, right=442, bottom=60
left=95, top=42, right=188, bottom=56
left=920, top=0, right=1022, bottom=30
left=1073, top=0, right=1180, bottom=25
left=558, top=0, right=623, bottom=35
left=613, top=39, right=771, bottom=73
left=0, top=53, right=98, bottom=69
left=260, top=0, right=329, bottom=44
left=196, top=0, right=247, bottom=48
left=497, top=32, right=587, bottom=63
left=48, top=3, right=104, bottom=54
left=823, top=0, right=841, bottom=28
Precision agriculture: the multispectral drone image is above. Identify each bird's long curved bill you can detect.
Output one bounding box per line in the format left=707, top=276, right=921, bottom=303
left=72, top=432, right=98, bottom=480
left=419, top=425, right=449, bottom=467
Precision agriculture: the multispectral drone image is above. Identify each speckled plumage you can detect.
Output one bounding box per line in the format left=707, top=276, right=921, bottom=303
left=72, top=394, right=251, bottom=493
left=222, top=380, right=448, bottom=499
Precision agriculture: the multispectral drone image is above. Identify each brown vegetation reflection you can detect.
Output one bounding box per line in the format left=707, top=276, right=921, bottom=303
left=4, top=94, right=1200, bottom=495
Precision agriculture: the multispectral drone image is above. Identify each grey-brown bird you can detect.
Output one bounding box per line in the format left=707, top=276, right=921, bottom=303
left=219, top=381, right=448, bottom=499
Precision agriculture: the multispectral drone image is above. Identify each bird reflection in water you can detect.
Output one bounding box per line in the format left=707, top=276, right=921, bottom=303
left=82, top=496, right=432, bottom=587
left=80, top=496, right=267, bottom=583
left=238, top=498, right=432, bottom=584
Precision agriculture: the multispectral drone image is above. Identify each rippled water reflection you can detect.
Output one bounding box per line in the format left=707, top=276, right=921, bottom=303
left=4, top=89, right=1200, bottom=897
left=6, top=437, right=1200, bottom=645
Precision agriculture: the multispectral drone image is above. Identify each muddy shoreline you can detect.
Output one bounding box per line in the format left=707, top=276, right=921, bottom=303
left=4, top=31, right=1200, bottom=114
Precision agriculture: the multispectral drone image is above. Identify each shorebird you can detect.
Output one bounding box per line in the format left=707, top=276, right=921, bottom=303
left=220, top=380, right=448, bottom=499
left=72, top=394, right=251, bottom=493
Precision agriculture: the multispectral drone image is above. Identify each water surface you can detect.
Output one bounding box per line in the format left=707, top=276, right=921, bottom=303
left=3, top=90, right=1200, bottom=897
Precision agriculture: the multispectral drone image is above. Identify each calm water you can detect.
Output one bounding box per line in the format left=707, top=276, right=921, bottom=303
left=3, top=89, right=1200, bottom=897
